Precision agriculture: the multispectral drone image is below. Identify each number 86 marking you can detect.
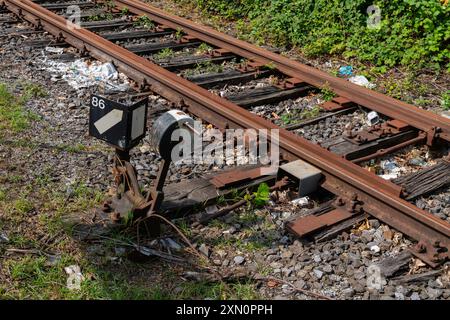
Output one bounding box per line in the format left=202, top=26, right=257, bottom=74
left=92, top=96, right=106, bottom=109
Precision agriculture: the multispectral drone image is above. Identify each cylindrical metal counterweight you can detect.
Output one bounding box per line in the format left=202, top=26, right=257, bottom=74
left=150, top=110, right=195, bottom=160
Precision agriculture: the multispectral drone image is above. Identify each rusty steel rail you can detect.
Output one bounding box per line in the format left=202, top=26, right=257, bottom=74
left=2, top=0, right=449, bottom=266
left=111, top=0, right=450, bottom=144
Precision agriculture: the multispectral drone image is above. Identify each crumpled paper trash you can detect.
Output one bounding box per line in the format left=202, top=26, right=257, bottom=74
left=39, top=53, right=130, bottom=91
left=64, top=265, right=85, bottom=291
left=45, top=46, right=64, bottom=54
left=291, top=196, right=310, bottom=207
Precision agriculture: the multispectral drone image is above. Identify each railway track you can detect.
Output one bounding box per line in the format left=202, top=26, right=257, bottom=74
left=1, top=0, right=449, bottom=267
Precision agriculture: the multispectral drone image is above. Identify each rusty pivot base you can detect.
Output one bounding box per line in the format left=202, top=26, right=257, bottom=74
left=100, top=149, right=169, bottom=237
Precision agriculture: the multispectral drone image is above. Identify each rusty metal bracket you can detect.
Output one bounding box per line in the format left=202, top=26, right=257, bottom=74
left=286, top=207, right=356, bottom=238
left=274, top=77, right=306, bottom=90
left=237, top=60, right=265, bottom=73
left=411, top=241, right=449, bottom=268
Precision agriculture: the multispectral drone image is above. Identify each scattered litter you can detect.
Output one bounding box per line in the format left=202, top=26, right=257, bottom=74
left=39, top=55, right=129, bottom=91
left=45, top=46, right=64, bottom=54
left=339, top=66, right=353, bottom=77
left=198, top=243, right=210, bottom=257
left=370, top=245, right=381, bottom=253
left=0, top=232, right=9, bottom=243
left=267, top=280, right=279, bottom=288
left=441, top=111, right=450, bottom=120
left=205, top=205, right=219, bottom=215
left=234, top=255, right=245, bottom=265
left=379, top=159, right=403, bottom=180
left=408, top=158, right=426, bottom=167
left=349, top=75, right=376, bottom=89
left=352, top=219, right=371, bottom=235
left=291, top=196, right=310, bottom=207
left=64, top=265, right=85, bottom=291
left=160, top=238, right=183, bottom=251
left=101, top=62, right=119, bottom=80
left=367, top=111, right=380, bottom=125
left=45, top=254, right=62, bottom=267
left=114, top=247, right=127, bottom=257
left=183, top=271, right=203, bottom=281
left=409, top=258, right=426, bottom=274
left=223, top=226, right=237, bottom=234
left=139, top=145, right=151, bottom=154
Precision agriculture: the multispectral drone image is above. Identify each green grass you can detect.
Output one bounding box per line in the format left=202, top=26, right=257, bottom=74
left=1, top=252, right=259, bottom=299
left=13, top=198, right=33, bottom=214
left=57, top=143, right=86, bottom=153
left=120, top=6, right=130, bottom=16
left=1, top=255, right=175, bottom=299
left=134, top=15, right=155, bottom=29
left=176, top=281, right=260, bottom=300
left=0, top=188, right=6, bottom=201
left=0, top=83, right=41, bottom=137
left=154, top=48, right=175, bottom=60
left=175, top=27, right=184, bottom=41
left=87, top=13, right=114, bottom=21
left=280, top=105, right=321, bottom=125
left=8, top=174, right=23, bottom=184
left=320, top=83, right=336, bottom=101
left=22, top=82, right=48, bottom=99
left=196, top=43, right=213, bottom=55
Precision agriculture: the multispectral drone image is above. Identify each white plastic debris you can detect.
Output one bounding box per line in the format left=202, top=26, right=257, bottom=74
left=205, top=205, right=219, bottom=215
left=64, top=265, right=85, bottom=291
left=349, top=75, right=376, bottom=89
left=101, top=62, right=118, bottom=80
left=380, top=159, right=398, bottom=171
left=379, top=159, right=403, bottom=180
left=441, top=110, right=450, bottom=120
left=45, top=46, right=64, bottom=54
left=39, top=54, right=129, bottom=91
left=367, top=111, right=380, bottom=125
left=291, top=196, right=310, bottom=207
left=370, top=245, right=381, bottom=253
left=0, top=232, right=9, bottom=243
left=160, top=238, right=183, bottom=251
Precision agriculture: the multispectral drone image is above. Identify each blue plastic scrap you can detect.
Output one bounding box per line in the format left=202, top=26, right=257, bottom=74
left=339, top=65, right=353, bottom=76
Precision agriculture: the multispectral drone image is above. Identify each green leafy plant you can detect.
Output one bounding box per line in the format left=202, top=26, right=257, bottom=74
left=88, top=12, right=114, bottom=21
left=244, top=183, right=270, bottom=208
left=175, top=28, right=184, bottom=41
left=263, top=61, right=276, bottom=70
left=320, top=83, right=336, bottom=101
left=154, top=48, right=175, bottom=60
left=280, top=113, right=292, bottom=125
left=300, top=105, right=321, bottom=119
left=196, top=43, right=213, bottom=55
left=443, top=90, right=450, bottom=110
left=120, top=6, right=130, bottom=16
left=104, top=0, right=116, bottom=10
left=134, top=15, right=155, bottom=29
left=178, top=0, right=450, bottom=72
